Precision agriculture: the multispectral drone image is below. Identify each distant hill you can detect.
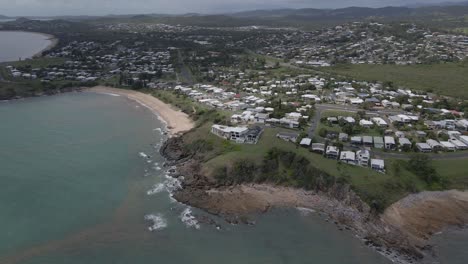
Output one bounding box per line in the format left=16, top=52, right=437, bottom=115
left=66, top=4, right=468, bottom=31
left=0, top=15, right=10, bottom=19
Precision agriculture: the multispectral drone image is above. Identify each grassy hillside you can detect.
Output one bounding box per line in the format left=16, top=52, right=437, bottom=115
left=175, top=116, right=468, bottom=211
left=321, top=62, right=468, bottom=99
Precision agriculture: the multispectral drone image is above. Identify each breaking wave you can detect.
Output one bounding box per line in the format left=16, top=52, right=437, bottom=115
left=180, top=208, right=200, bottom=229
left=144, top=214, right=167, bottom=231
left=147, top=183, right=165, bottom=195
left=296, top=207, right=316, bottom=216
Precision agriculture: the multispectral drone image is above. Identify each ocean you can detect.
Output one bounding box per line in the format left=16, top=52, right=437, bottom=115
left=0, top=92, right=396, bottom=264
left=0, top=31, right=53, bottom=62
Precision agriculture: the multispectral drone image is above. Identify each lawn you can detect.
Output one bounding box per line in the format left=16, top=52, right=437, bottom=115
left=321, top=62, right=468, bottom=99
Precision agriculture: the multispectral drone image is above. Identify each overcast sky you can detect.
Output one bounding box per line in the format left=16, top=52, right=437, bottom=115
left=0, top=0, right=466, bottom=16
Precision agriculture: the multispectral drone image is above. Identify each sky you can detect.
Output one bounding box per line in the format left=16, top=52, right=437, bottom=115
left=0, top=0, right=466, bottom=16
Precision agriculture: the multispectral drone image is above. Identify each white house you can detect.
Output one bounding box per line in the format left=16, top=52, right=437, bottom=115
left=211, top=125, right=248, bottom=143
left=440, top=141, right=456, bottom=151
left=300, top=138, right=312, bottom=147
left=357, top=150, right=370, bottom=167
left=359, top=119, right=373, bottom=128
left=426, top=139, right=443, bottom=151
left=384, top=136, right=396, bottom=150
left=372, top=117, right=388, bottom=127
left=371, top=159, right=385, bottom=172
left=340, top=151, right=356, bottom=165
left=326, top=146, right=340, bottom=159
left=416, top=143, right=432, bottom=153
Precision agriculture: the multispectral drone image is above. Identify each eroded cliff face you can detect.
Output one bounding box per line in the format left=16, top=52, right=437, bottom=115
left=161, top=137, right=468, bottom=264
left=383, top=191, right=468, bottom=242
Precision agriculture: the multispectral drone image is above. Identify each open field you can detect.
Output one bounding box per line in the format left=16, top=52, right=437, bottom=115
left=321, top=62, right=468, bottom=99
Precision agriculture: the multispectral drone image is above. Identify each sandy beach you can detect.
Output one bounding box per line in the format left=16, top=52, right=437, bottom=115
left=32, top=32, right=59, bottom=58
left=87, top=86, right=194, bottom=135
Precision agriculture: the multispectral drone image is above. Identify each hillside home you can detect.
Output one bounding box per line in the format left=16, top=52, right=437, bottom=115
left=416, top=143, right=432, bottom=153
left=371, top=159, right=385, bottom=172
left=374, top=137, right=384, bottom=149
left=449, top=138, right=468, bottom=150
left=384, top=136, right=396, bottom=150
left=311, top=143, right=326, bottom=154
left=357, top=150, right=370, bottom=166
left=426, top=139, right=443, bottom=151
left=326, top=146, right=340, bottom=159
left=340, top=151, right=357, bottom=165
left=440, top=141, right=456, bottom=151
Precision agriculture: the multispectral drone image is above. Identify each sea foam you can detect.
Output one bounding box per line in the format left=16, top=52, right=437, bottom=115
left=144, top=214, right=167, bottom=231
left=296, top=207, right=316, bottom=216
left=147, top=183, right=165, bottom=195
left=180, top=208, right=200, bottom=229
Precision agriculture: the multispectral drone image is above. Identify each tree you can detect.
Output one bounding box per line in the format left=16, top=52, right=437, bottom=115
left=407, top=154, right=441, bottom=186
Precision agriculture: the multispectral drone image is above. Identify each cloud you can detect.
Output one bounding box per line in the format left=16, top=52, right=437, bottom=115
left=0, top=0, right=466, bottom=16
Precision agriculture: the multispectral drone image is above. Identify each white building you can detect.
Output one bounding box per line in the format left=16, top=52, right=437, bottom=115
left=372, top=117, right=388, bottom=127
left=371, top=159, right=385, bottom=172
left=357, top=150, right=370, bottom=167
left=326, top=146, right=340, bottom=159
left=340, top=151, right=356, bottom=165
left=359, top=119, right=373, bottom=128
left=384, top=136, right=396, bottom=150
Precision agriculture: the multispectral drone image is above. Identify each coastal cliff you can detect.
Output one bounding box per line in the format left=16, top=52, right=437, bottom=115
left=161, top=136, right=468, bottom=264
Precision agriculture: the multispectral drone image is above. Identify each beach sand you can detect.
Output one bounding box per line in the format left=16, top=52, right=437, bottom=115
left=87, top=86, right=194, bottom=135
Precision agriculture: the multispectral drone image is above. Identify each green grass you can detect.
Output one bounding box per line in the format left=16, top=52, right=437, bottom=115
left=182, top=124, right=417, bottom=207
left=433, top=159, right=468, bottom=189
left=321, top=63, right=468, bottom=99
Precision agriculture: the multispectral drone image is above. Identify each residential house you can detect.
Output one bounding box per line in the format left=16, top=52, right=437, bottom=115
left=426, top=139, right=443, bottom=151
left=449, top=138, right=468, bottom=150
left=363, top=136, right=373, bottom=147
left=311, top=143, right=326, bottom=154
left=416, top=143, right=432, bottom=153
left=371, top=159, right=385, bottom=172
left=326, top=146, right=340, bottom=159
left=357, top=150, right=370, bottom=166
left=398, top=138, right=412, bottom=149
left=300, top=138, right=312, bottom=147
left=351, top=136, right=362, bottom=145
left=384, top=136, right=396, bottom=150
left=340, top=151, right=357, bottom=165
left=440, top=141, right=456, bottom=151
left=374, top=137, right=384, bottom=149
left=276, top=132, right=299, bottom=142
left=359, top=119, right=373, bottom=128
left=372, top=117, right=388, bottom=128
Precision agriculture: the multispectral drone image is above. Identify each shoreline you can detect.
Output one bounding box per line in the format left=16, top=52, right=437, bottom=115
left=32, top=32, right=59, bottom=58
left=161, top=137, right=468, bottom=264
left=87, top=86, right=194, bottom=136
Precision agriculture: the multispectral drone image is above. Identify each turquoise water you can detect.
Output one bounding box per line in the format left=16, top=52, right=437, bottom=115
left=0, top=31, right=52, bottom=62
left=0, top=92, right=394, bottom=264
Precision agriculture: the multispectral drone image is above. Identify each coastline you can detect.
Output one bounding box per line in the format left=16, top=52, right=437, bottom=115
left=32, top=32, right=58, bottom=58
left=161, top=137, right=468, bottom=264
left=87, top=86, right=194, bottom=135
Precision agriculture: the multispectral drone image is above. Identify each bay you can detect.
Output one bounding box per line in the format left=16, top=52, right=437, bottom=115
left=0, top=92, right=393, bottom=264
left=0, top=31, right=53, bottom=62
